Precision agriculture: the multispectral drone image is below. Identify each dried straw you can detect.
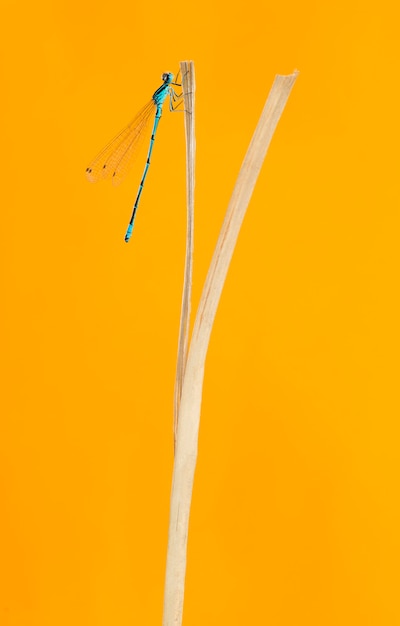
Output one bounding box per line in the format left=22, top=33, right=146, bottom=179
left=163, top=65, right=299, bottom=626
left=174, top=61, right=196, bottom=447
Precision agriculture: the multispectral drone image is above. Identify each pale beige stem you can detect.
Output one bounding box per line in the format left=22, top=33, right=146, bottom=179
left=174, top=61, right=196, bottom=448
left=163, top=69, right=299, bottom=626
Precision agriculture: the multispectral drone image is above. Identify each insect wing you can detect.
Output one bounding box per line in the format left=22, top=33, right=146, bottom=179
left=86, top=99, right=155, bottom=186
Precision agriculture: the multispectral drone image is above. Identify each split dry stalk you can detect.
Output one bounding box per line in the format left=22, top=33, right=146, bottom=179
left=163, top=65, right=299, bottom=626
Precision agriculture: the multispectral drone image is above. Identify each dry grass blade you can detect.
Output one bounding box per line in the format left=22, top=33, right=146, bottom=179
left=163, top=70, right=299, bottom=626
left=173, top=61, right=195, bottom=448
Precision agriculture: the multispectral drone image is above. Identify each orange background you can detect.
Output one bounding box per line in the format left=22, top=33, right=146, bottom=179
left=1, top=0, right=399, bottom=624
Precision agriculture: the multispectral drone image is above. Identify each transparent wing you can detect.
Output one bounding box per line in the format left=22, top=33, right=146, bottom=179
left=86, top=99, right=155, bottom=186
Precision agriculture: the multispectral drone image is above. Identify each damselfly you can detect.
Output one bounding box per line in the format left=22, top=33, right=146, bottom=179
left=86, top=72, right=182, bottom=242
